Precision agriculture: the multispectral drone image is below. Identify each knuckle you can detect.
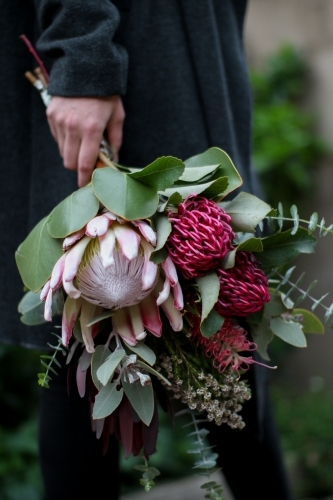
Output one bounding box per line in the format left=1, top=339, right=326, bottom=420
left=84, top=119, right=103, bottom=136
left=65, top=115, right=79, bottom=132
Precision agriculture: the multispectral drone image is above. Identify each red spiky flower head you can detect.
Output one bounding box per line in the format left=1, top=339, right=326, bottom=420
left=167, top=195, right=235, bottom=279
left=215, top=251, right=270, bottom=317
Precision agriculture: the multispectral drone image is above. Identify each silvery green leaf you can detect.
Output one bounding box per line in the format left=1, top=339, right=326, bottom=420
left=91, top=345, right=112, bottom=390
left=222, top=192, right=272, bottom=233
left=270, top=317, right=307, bottom=347
left=122, top=376, right=154, bottom=425
left=124, top=341, right=156, bottom=366
left=92, top=380, right=123, bottom=419
left=136, top=361, right=171, bottom=385
left=96, top=348, right=126, bottom=386
left=196, top=272, right=220, bottom=323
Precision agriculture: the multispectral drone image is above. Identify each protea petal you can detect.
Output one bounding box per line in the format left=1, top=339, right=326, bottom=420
left=140, top=238, right=158, bottom=291
left=156, top=277, right=170, bottom=306
left=62, top=296, right=82, bottom=346
left=128, top=304, right=146, bottom=340
left=63, top=236, right=91, bottom=282
left=85, top=215, right=111, bottom=238
left=162, top=256, right=179, bottom=286
left=113, top=225, right=140, bottom=261
left=40, top=279, right=51, bottom=302
left=44, top=288, right=53, bottom=322
left=160, top=293, right=183, bottom=331
left=80, top=299, right=97, bottom=353
left=172, top=281, right=184, bottom=310
left=154, top=280, right=183, bottom=331
left=63, top=228, right=85, bottom=251
left=50, top=253, right=66, bottom=290
left=101, top=210, right=117, bottom=222
left=139, top=294, right=162, bottom=337
left=98, top=229, right=116, bottom=269
left=63, top=278, right=81, bottom=299
left=112, top=308, right=137, bottom=346
left=131, top=220, right=157, bottom=246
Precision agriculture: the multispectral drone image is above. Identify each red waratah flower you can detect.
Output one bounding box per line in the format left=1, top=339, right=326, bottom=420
left=189, top=314, right=256, bottom=373
left=167, top=195, right=235, bottom=279
left=215, top=251, right=270, bottom=317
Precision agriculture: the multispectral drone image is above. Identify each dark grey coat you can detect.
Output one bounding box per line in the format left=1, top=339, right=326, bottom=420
left=1, top=0, right=257, bottom=350
left=0, top=2, right=294, bottom=497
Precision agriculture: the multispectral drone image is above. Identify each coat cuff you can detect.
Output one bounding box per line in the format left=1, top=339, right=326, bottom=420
left=36, top=0, right=128, bottom=97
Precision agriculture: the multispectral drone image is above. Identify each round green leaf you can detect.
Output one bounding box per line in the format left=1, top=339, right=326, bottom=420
left=291, top=308, right=325, bottom=334
left=129, top=156, right=184, bottom=190
left=270, top=317, right=307, bottom=347
left=15, top=217, right=63, bottom=292
left=47, top=185, right=99, bottom=238
left=92, top=167, right=158, bottom=220
left=122, top=377, right=154, bottom=426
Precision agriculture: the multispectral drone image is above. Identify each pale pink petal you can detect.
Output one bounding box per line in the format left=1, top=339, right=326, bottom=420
left=63, top=236, right=90, bottom=282
left=113, top=225, right=140, bottom=261
left=140, top=238, right=158, bottom=291
left=44, top=288, right=53, bottom=322
left=99, top=229, right=116, bottom=269
left=40, top=279, right=51, bottom=302
left=62, top=279, right=81, bottom=299
left=172, top=281, right=184, bottom=310
left=139, top=294, right=162, bottom=337
left=156, top=277, right=170, bottom=306
left=62, top=296, right=82, bottom=346
left=63, top=228, right=85, bottom=251
left=101, top=210, right=117, bottom=221
left=128, top=304, right=146, bottom=340
left=131, top=220, right=157, bottom=246
left=157, top=290, right=183, bottom=331
left=80, top=300, right=97, bottom=353
left=50, top=253, right=66, bottom=290
left=85, top=215, right=111, bottom=238
left=162, top=256, right=179, bottom=286
left=112, top=308, right=137, bottom=346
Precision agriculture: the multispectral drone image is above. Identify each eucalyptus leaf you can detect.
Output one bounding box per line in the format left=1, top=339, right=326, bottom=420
left=199, top=177, right=229, bottom=201
left=153, top=213, right=172, bottom=251
left=136, top=361, right=171, bottom=385
left=200, top=310, right=224, bottom=338
left=86, top=309, right=114, bottom=327
left=91, top=345, right=112, bottom=390
left=179, top=165, right=220, bottom=182
left=92, top=380, right=123, bottom=419
left=184, top=147, right=242, bottom=196
left=149, top=248, right=168, bottom=264
left=129, top=156, right=184, bottom=190
left=221, top=192, right=272, bottom=232
left=270, top=317, right=307, bottom=347
left=47, top=185, right=99, bottom=238
left=92, top=167, right=158, bottom=220
left=96, top=348, right=126, bottom=386
left=258, top=228, right=317, bottom=271
left=291, top=308, right=325, bottom=334
left=236, top=237, right=263, bottom=253
left=196, top=272, right=220, bottom=323
left=124, top=341, right=156, bottom=366
left=122, top=377, right=154, bottom=425
left=159, top=177, right=227, bottom=200
left=78, top=349, right=92, bottom=372
left=15, top=217, right=63, bottom=292
left=263, top=292, right=289, bottom=317
left=249, top=316, right=273, bottom=361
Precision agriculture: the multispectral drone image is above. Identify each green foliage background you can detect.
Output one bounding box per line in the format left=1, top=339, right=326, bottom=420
left=1, top=44, right=331, bottom=500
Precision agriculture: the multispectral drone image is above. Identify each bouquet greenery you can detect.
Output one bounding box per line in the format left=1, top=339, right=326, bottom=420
left=15, top=42, right=333, bottom=500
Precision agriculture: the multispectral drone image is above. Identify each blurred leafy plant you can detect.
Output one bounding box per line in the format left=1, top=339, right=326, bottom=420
left=251, top=44, right=329, bottom=210
left=271, top=385, right=333, bottom=499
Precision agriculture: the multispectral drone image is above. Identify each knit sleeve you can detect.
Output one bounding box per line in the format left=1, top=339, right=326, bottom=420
left=35, top=0, right=128, bottom=96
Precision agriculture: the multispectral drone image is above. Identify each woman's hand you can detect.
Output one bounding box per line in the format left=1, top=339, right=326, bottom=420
left=46, top=95, right=125, bottom=187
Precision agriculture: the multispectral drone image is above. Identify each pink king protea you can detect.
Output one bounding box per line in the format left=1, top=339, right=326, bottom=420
left=40, top=210, right=184, bottom=353
left=215, top=251, right=270, bottom=317
left=167, top=195, right=235, bottom=279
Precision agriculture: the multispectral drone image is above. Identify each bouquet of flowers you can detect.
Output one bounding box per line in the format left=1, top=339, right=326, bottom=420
left=16, top=41, right=333, bottom=499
